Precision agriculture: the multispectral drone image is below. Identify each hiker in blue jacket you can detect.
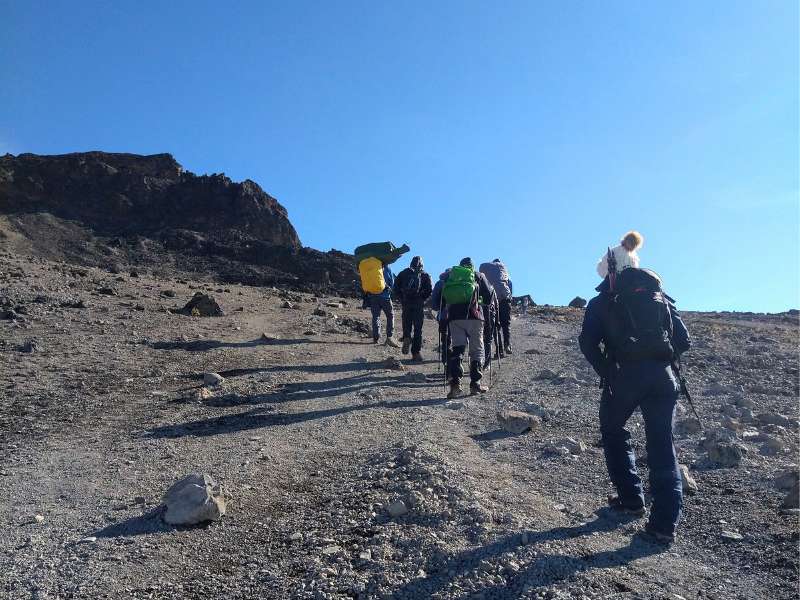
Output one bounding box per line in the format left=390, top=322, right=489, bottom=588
left=367, top=265, right=400, bottom=347
left=579, top=268, right=690, bottom=546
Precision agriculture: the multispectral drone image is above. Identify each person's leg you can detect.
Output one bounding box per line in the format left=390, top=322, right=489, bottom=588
left=499, top=298, right=512, bottom=351
left=639, top=363, right=682, bottom=537
left=466, top=319, right=486, bottom=392
left=411, top=304, right=424, bottom=357
left=382, top=297, right=394, bottom=339
left=401, top=304, right=412, bottom=353
left=448, top=320, right=468, bottom=386
left=599, top=376, right=645, bottom=509
left=483, top=318, right=492, bottom=368
left=369, top=297, right=382, bottom=342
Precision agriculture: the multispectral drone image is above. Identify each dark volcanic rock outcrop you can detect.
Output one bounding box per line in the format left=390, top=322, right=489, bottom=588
left=0, top=152, right=357, bottom=292
left=0, top=152, right=300, bottom=246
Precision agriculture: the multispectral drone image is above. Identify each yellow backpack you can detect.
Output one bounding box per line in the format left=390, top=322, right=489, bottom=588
left=358, top=257, right=386, bottom=294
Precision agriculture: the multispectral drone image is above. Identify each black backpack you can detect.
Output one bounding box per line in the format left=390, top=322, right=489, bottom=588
left=604, top=268, right=674, bottom=362
left=402, top=269, right=422, bottom=299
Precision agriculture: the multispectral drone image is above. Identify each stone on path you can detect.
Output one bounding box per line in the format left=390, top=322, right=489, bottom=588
left=203, top=372, right=224, bottom=386
left=497, top=410, right=541, bottom=435
left=386, top=499, right=409, bottom=518
left=707, top=441, right=746, bottom=467
left=381, top=357, right=405, bottom=371
left=178, top=293, right=224, bottom=317
left=679, top=464, right=698, bottom=495
left=675, top=417, right=702, bottom=436
left=534, top=369, right=558, bottom=381
left=720, top=531, right=744, bottom=542
left=162, top=473, right=226, bottom=525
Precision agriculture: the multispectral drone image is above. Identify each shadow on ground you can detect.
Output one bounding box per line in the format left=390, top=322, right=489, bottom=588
left=392, top=509, right=667, bottom=598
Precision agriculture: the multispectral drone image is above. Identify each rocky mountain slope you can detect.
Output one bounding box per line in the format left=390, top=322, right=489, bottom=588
left=1, top=252, right=797, bottom=599
left=0, top=152, right=356, bottom=291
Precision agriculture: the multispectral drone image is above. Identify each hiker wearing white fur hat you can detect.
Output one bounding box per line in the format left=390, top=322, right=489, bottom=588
left=597, top=231, right=644, bottom=279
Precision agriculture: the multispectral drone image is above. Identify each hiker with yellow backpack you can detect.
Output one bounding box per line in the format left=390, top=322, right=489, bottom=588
left=442, top=257, right=495, bottom=399
left=355, top=242, right=410, bottom=348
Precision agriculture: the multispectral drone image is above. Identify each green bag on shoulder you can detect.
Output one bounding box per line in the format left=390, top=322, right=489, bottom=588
left=442, top=266, right=477, bottom=305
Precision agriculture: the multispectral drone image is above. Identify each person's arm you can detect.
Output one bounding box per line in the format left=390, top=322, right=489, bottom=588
left=597, top=254, right=609, bottom=278
left=508, top=279, right=513, bottom=295
left=669, top=302, right=691, bottom=356
left=430, top=280, right=442, bottom=309
left=578, top=297, right=608, bottom=377
left=384, top=267, right=395, bottom=290
left=478, top=273, right=494, bottom=306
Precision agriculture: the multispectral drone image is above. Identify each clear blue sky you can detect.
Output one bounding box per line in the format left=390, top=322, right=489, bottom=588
left=2, top=1, right=797, bottom=312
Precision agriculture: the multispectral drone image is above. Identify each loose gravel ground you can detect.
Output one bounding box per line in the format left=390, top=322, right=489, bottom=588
left=1, top=254, right=798, bottom=599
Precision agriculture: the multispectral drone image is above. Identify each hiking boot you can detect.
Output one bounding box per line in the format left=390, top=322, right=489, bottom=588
left=447, top=381, right=462, bottom=399
left=373, top=337, right=380, bottom=344
left=470, top=382, right=488, bottom=395
left=607, top=495, right=646, bottom=517
left=504, top=345, right=513, bottom=355
left=639, top=524, right=676, bottom=546
left=401, top=337, right=411, bottom=355
left=410, top=352, right=423, bottom=363
left=385, top=337, right=401, bottom=348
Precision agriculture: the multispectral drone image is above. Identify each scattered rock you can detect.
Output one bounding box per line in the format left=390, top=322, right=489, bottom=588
left=553, top=437, right=586, bottom=455
left=161, top=289, right=176, bottom=298
left=720, top=530, right=744, bottom=542
left=96, top=287, right=117, bottom=296
left=756, top=412, right=792, bottom=428
left=403, top=371, right=427, bottom=383
left=386, top=499, right=409, bottom=518
left=444, top=400, right=465, bottom=410
left=568, top=297, right=587, bottom=309
left=774, top=468, right=799, bottom=491
left=781, top=482, right=800, bottom=509
left=260, top=333, right=280, bottom=343
left=203, top=373, right=224, bottom=387
left=534, top=369, right=559, bottom=381
left=759, top=434, right=785, bottom=455
left=33, top=514, right=45, bottom=524
left=178, top=293, right=224, bottom=317
left=281, top=300, right=295, bottom=309
left=675, top=417, right=702, bottom=436
left=380, top=357, right=405, bottom=371
left=704, top=382, right=742, bottom=396
left=707, top=441, right=746, bottom=467
left=524, top=348, right=543, bottom=355
left=497, top=410, right=541, bottom=435
left=77, top=536, right=98, bottom=544
left=17, top=340, right=39, bottom=353
left=679, top=464, right=698, bottom=495
left=162, top=473, right=226, bottom=525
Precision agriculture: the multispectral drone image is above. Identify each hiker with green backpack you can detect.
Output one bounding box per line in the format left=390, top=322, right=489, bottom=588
left=442, top=257, right=495, bottom=399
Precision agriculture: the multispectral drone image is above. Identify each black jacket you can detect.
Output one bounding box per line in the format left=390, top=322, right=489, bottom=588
left=578, top=277, right=691, bottom=378
left=446, top=271, right=494, bottom=321
left=393, top=268, right=433, bottom=305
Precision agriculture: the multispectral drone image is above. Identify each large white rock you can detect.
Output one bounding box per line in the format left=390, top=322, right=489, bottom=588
left=162, top=473, right=226, bottom=525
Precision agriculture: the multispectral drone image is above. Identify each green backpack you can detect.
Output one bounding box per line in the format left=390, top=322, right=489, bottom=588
left=442, top=266, right=477, bottom=305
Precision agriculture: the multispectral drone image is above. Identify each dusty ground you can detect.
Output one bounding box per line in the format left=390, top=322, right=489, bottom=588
left=1, top=253, right=798, bottom=600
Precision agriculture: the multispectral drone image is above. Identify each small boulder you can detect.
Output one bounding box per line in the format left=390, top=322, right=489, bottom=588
left=18, top=340, right=39, bottom=353
left=281, top=301, right=294, bottom=309
left=679, top=464, right=698, bottom=495
left=497, top=410, right=541, bottom=435
left=381, top=357, right=405, bottom=371
left=781, top=482, right=800, bottom=509
left=178, top=293, right=224, bottom=317
left=568, top=297, right=587, bottom=309
left=386, top=499, right=409, bottom=518
left=534, top=369, right=559, bottom=381
left=756, top=412, right=792, bottom=428
left=675, top=417, right=702, bottom=436
left=554, top=437, right=586, bottom=455
left=162, top=473, right=226, bottom=525
left=774, top=468, right=799, bottom=491
left=707, top=441, right=746, bottom=467
left=203, top=373, right=224, bottom=387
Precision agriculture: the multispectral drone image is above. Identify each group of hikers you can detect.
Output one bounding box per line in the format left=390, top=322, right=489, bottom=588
left=359, top=249, right=514, bottom=399
left=355, top=232, right=692, bottom=546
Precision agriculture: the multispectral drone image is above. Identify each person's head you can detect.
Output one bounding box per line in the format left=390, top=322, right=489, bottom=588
left=620, top=231, right=644, bottom=252
left=493, top=258, right=502, bottom=264
left=410, top=256, right=424, bottom=271
left=459, top=257, right=473, bottom=268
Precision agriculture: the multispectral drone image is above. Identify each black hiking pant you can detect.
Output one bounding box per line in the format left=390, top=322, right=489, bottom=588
left=401, top=302, right=424, bottom=354
left=499, top=298, right=512, bottom=349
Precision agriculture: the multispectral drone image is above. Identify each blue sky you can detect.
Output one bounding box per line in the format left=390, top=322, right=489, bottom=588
left=2, top=1, right=797, bottom=312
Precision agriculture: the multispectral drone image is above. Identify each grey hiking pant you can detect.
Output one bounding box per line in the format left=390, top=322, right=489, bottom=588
left=447, top=319, right=484, bottom=382
left=369, top=295, right=394, bottom=340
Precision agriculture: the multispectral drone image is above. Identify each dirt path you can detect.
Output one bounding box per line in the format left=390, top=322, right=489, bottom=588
left=1, top=257, right=797, bottom=599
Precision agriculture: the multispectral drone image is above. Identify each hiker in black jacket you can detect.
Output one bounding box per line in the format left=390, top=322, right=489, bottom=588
left=393, top=256, right=433, bottom=362
left=443, top=257, right=494, bottom=399
left=579, top=268, right=690, bottom=545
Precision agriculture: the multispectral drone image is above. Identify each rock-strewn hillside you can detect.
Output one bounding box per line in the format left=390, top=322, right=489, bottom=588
left=0, top=152, right=356, bottom=291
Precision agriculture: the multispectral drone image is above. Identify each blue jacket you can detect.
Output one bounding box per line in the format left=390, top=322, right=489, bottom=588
left=578, top=282, right=690, bottom=378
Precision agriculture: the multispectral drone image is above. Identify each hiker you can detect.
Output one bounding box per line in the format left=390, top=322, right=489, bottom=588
left=364, top=263, right=400, bottom=347
left=393, top=256, right=433, bottom=362
left=430, top=269, right=451, bottom=367
left=479, top=259, right=513, bottom=354
left=442, top=257, right=494, bottom=398
left=578, top=266, right=691, bottom=545
left=597, top=231, right=643, bottom=278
